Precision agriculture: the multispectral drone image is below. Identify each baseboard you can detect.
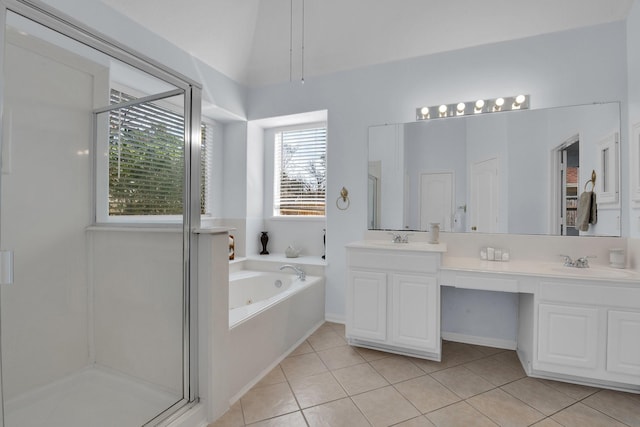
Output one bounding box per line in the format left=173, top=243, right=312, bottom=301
left=441, top=331, right=517, bottom=350
left=324, top=312, right=345, bottom=324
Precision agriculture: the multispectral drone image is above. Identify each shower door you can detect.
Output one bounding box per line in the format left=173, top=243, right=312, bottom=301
left=0, top=5, right=199, bottom=427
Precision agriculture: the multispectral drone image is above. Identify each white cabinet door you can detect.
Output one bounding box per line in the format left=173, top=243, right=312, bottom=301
left=390, top=274, right=438, bottom=351
left=607, top=310, right=640, bottom=376
left=538, top=303, right=599, bottom=369
left=347, top=270, right=387, bottom=341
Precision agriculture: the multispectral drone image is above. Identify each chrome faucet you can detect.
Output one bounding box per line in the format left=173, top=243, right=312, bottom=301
left=388, top=232, right=412, bottom=243
left=574, top=256, right=594, bottom=268
left=558, top=255, right=595, bottom=268
left=559, top=255, right=574, bottom=267
left=279, top=264, right=306, bottom=281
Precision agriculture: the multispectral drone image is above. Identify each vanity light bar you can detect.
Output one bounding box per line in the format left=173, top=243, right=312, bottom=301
left=416, top=95, right=530, bottom=121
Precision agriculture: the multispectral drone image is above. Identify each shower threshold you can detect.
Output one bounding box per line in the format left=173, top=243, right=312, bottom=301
left=4, top=367, right=180, bottom=427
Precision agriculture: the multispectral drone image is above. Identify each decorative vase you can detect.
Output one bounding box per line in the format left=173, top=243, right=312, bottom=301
left=260, top=231, right=269, bottom=255
left=322, top=228, right=326, bottom=259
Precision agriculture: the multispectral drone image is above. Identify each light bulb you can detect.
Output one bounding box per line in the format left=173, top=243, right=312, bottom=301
left=475, top=100, right=485, bottom=109
left=457, top=103, right=466, bottom=113
left=439, top=104, right=448, bottom=114
left=420, top=107, right=429, bottom=116
left=515, top=94, right=526, bottom=105
left=495, top=98, right=505, bottom=107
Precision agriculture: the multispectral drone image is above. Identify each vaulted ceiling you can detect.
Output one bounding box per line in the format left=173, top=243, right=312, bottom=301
left=99, top=0, right=634, bottom=87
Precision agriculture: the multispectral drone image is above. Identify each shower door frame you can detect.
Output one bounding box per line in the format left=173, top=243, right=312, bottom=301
left=0, top=0, right=202, bottom=425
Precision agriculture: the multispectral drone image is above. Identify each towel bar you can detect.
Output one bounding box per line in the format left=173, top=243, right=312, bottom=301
left=584, top=169, right=596, bottom=191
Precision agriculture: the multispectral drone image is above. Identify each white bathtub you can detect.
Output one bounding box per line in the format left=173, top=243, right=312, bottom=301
left=226, top=268, right=325, bottom=401
left=229, top=270, right=322, bottom=328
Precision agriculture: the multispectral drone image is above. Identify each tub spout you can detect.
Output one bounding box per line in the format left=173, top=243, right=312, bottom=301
left=279, top=264, right=306, bottom=281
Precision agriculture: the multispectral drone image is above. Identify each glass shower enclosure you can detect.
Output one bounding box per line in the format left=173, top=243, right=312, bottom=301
left=0, top=2, right=200, bottom=426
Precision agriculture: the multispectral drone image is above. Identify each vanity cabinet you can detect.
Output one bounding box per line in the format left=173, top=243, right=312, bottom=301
left=346, top=244, right=442, bottom=360
left=533, top=280, right=640, bottom=387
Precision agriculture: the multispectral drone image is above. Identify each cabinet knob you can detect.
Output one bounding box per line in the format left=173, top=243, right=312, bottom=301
left=471, top=226, right=477, bottom=231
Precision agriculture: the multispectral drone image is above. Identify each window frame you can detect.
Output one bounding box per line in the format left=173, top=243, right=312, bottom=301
left=94, top=84, right=215, bottom=224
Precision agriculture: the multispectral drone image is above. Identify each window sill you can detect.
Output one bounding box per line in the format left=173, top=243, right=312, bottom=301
left=86, top=225, right=183, bottom=233
left=268, top=216, right=326, bottom=222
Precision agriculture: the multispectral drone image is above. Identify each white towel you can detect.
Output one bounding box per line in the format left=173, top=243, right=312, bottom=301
left=576, top=191, right=597, bottom=232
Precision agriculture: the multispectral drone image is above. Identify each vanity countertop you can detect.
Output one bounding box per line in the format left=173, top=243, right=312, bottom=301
left=346, top=240, right=447, bottom=253
left=441, top=257, right=640, bottom=283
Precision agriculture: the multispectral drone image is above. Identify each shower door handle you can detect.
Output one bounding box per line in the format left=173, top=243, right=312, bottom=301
left=0, top=250, right=13, bottom=285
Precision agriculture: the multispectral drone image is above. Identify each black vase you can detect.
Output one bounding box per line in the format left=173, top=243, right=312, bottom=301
left=322, top=228, right=326, bottom=259
left=260, top=231, right=269, bottom=255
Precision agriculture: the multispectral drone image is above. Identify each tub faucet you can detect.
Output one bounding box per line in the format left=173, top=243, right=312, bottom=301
left=280, top=264, right=306, bottom=281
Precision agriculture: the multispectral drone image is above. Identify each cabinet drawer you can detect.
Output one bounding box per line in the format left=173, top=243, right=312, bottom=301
left=539, top=281, right=640, bottom=308
left=453, top=274, right=519, bottom=292
left=347, top=249, right=439, bottom=273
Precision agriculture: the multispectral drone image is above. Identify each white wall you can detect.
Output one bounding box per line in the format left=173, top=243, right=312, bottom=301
left=248, top=21, right=628, bottom=322
left=90, top=230, right=183, bottom=394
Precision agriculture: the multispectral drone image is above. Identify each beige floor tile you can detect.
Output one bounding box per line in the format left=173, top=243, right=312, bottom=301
left=370, top=356, right=425, bottom=384
left=394, top=375, right=461, bottom=413
left=536, top=378, right=600, bottom=400
left=288, top=341, right=315, bottom=357
left=307, top=329, right=347, bottom=351
left=254, top=366, right=287, bottom=388
left=469, top=344, right=508, bottom=357
left=467, top=388, right=545, bottom=427
left=352, top=385, right=421, bottom=427
left=246, top=411, right=307, bottom=427
left=501, top=377, right=576, bottom=416
left=353, top=346, right=393, bottom=362
left=329, top=322, right=346, bottom=337
left=303, top=397, right=370, bottom=427
left=210, top=401, right=244, bottom=427
left=332, top=362, right=389, bottom=395
left=394, top=415, right=437, bottom=426
left=317, top=346, right=365, bottom=370
left=414, top=342, right=486, bottom=373
left=463, top=353, right=526, bottom=386
left=288, top=371, right=347, bottom=408
left=240, top=382, right=299, bottom=425
left=426, top=401, right=498, bottom=427
left=582, top=389, right=640, bottom=427
left=280, top=352, right=328, bottom=381
left=551, top=402, right=628, bottom=427
left=531, top=419, right=564, bottom=427
left=431, top=366, right=495, bottom=399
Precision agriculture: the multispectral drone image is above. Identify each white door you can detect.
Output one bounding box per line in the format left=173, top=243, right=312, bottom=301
left=390, top=274, right=439, bottom=353
left=470, top=157, right=499, bottom=232
left=346, top=270, right=387, bottom=342
left=607, top=310, right=640, bottom=376
left=420, top=172, right=453, bottom=231
left=537, top=303, right=599, bottom=369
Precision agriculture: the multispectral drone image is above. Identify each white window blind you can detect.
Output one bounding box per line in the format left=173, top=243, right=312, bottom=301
left=200, top=121, right=214, bottom=215
left=274, top=126, right=327, bottom=216
left=108, top=89, right=185, bottom=216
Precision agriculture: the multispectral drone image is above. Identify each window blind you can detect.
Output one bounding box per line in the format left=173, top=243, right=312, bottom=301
left=274, top=127, right=327, bottom=216
left=108, top=89, right=185, bottom=216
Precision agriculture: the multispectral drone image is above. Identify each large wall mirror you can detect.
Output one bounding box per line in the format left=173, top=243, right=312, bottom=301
left=368, top=102, right=621, bottom=237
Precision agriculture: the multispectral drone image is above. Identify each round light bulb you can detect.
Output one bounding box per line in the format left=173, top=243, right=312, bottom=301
left=439, top=104, right=448, bottom=114
left=515, top=94, right=526, bottom=105
left=475, top=100, right=485, bottom=109
left=495, top=98, right=505, bottom=107
left=420, top=107, right=429, bottom=116
left=457, top=102, right=466, bottom=112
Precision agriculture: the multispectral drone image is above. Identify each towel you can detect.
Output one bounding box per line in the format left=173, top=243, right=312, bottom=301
left=576, top=191, right=597, bottom=232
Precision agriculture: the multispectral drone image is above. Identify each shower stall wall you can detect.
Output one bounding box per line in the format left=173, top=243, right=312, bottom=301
left=0, top=3, right=200, bottom=426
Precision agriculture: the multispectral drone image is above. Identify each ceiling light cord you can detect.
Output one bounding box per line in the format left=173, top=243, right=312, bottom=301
left=289, top=0, right=293, bottom=82
left=301, top=0, right=305, bottom=84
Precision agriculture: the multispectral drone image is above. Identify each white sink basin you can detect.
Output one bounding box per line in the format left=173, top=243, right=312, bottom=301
left=548, top=266, right=637, bottom=280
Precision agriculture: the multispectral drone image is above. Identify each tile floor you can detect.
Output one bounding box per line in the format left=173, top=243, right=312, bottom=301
left=211, top=322, right=640, bottom=427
